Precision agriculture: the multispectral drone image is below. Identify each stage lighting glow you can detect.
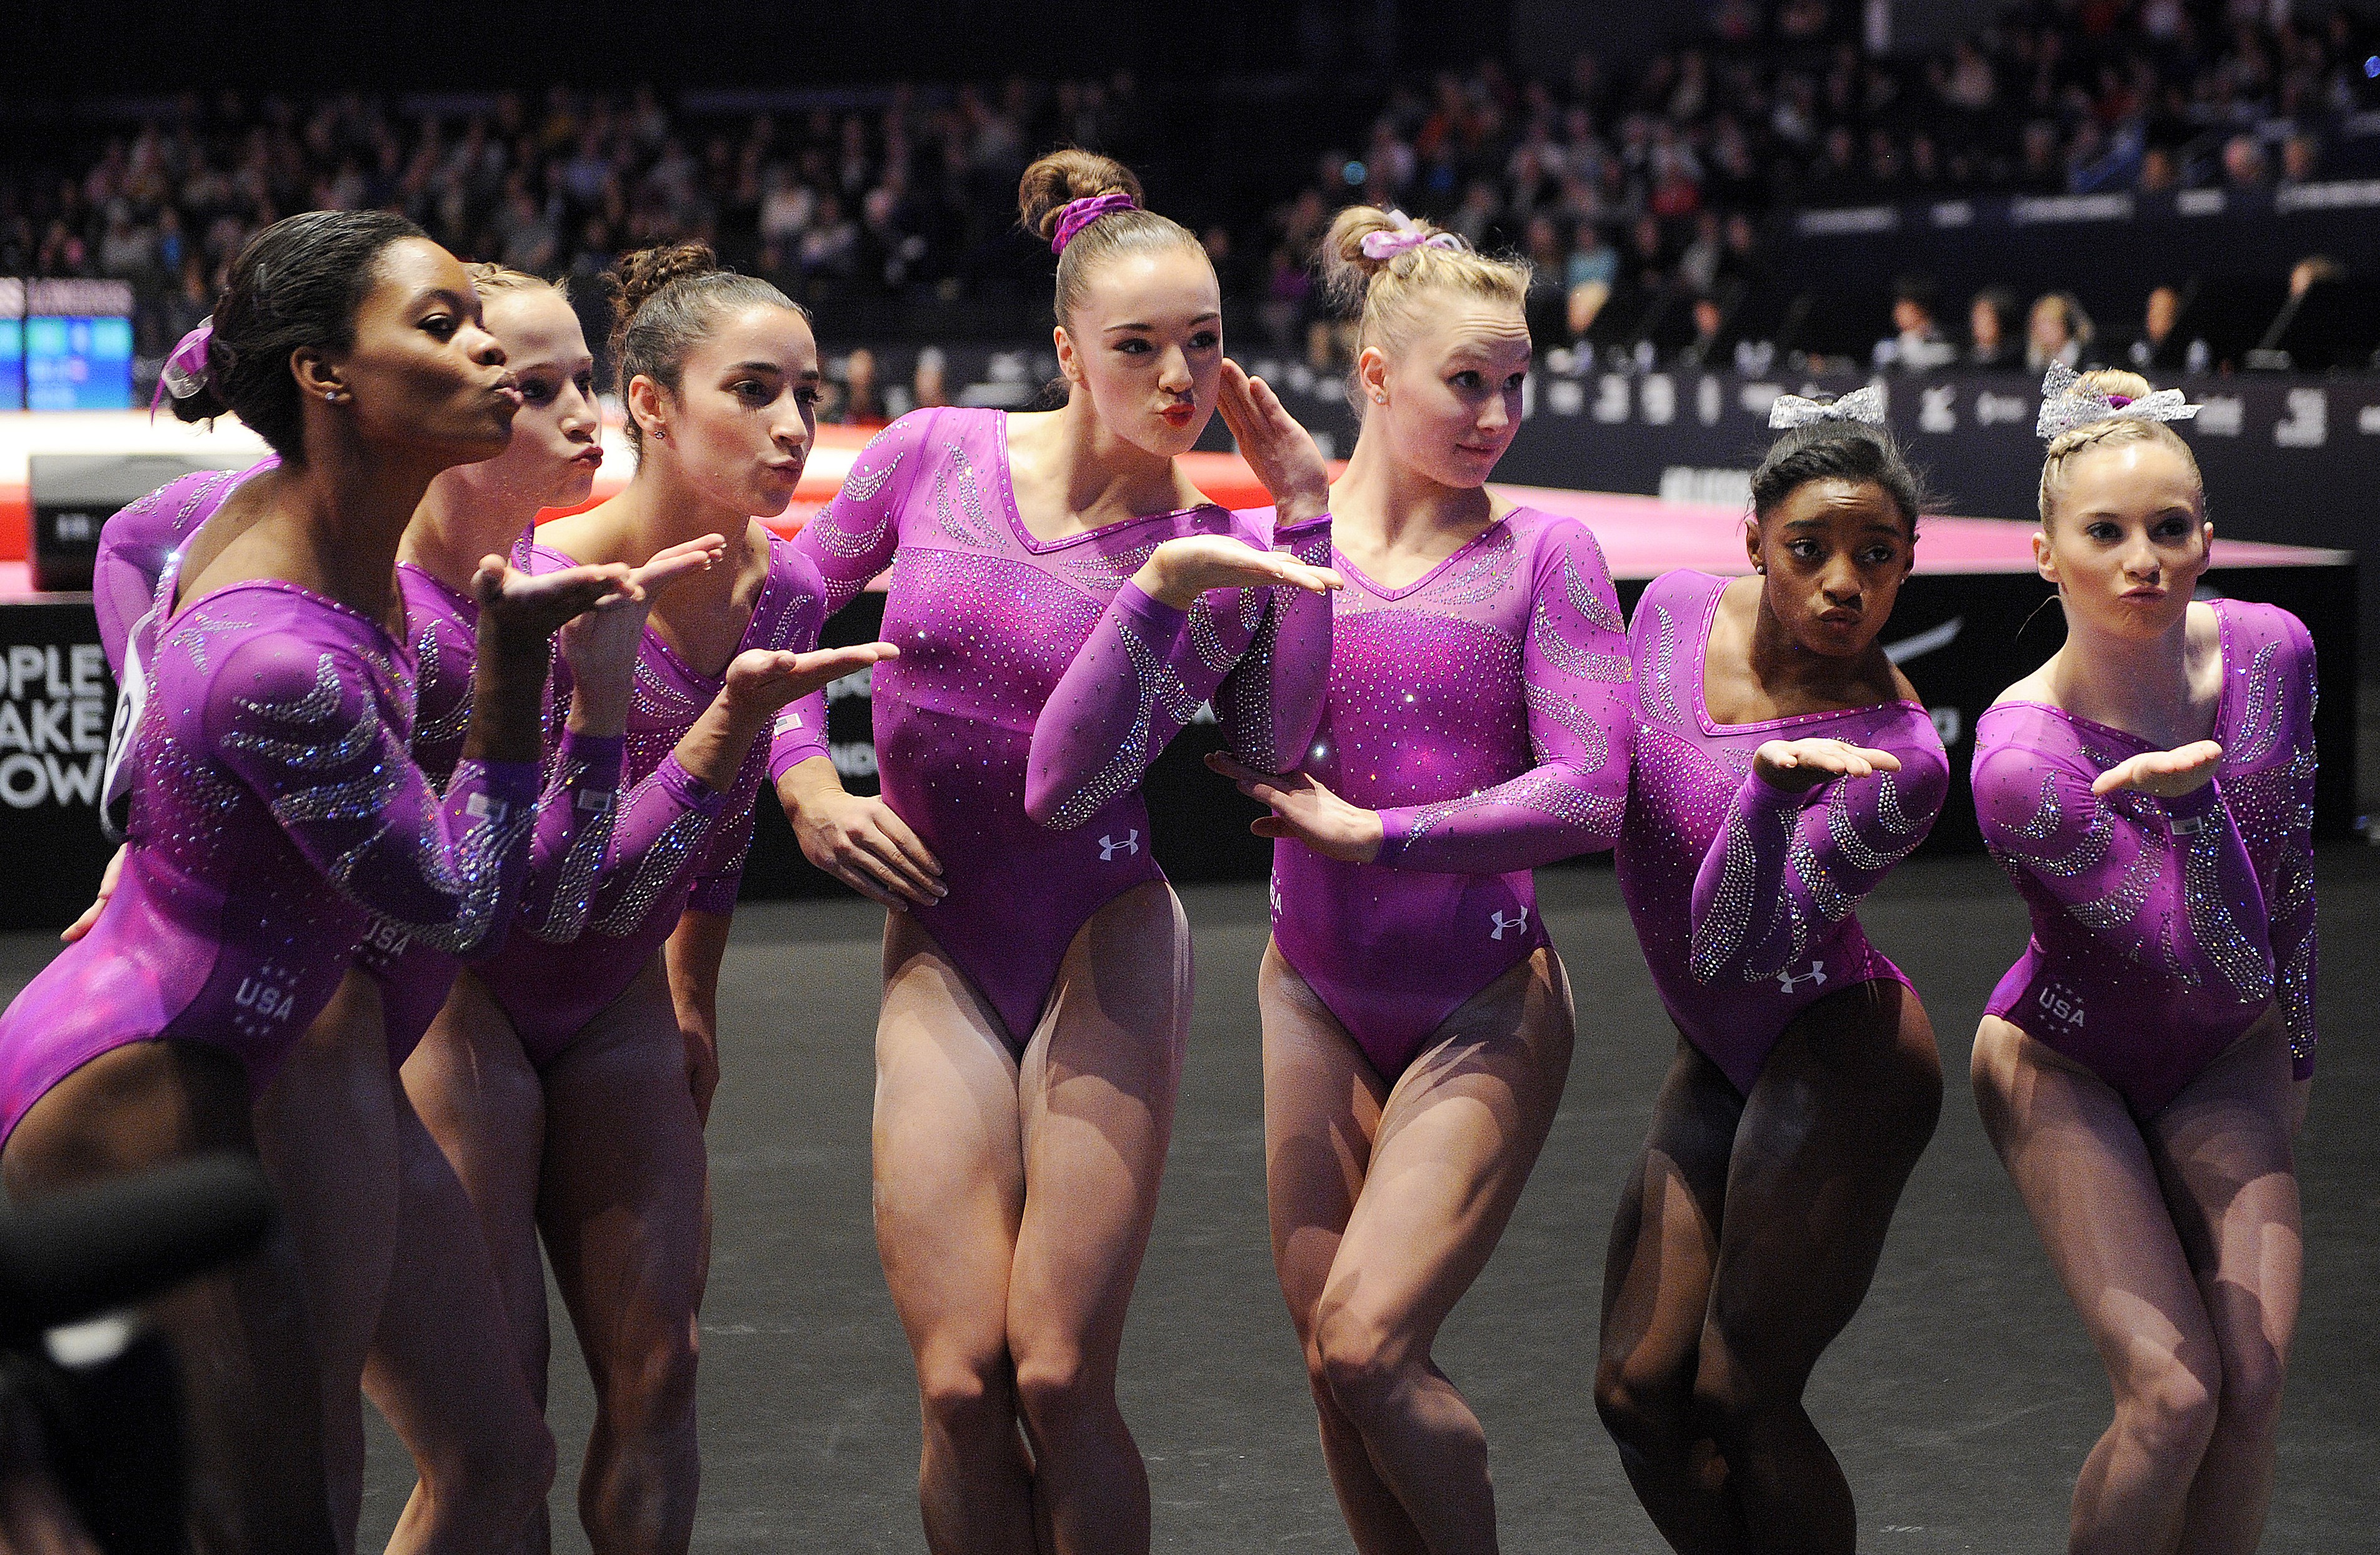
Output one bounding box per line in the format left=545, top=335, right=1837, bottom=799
left=1343, top=160, right=1366, bottom=185
left=2366, top=54, right=2379, bottom=77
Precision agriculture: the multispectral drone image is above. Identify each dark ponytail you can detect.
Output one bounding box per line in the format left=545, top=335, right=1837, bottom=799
left=1750, top=420, right=1928, bottom=537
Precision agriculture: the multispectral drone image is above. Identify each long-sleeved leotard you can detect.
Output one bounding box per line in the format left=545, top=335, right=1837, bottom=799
left=1264, top=507, right=1634, bottom=1080
left=1025, top=506, right=1332, bottom=828
left=470, top=536, right=824, bottom=1067
left=777, top=405, right=1324, bottom=1051
left=95, top=463, right=274, bottom=835
left=1974, top=598, right=2315, bottom=1116
left=92, top=481, right=624, bottom=1069
left=0, top=582, right=542, bottom=1142
left=1616, top=570, right=1947, bottom=1096
left=349, top=562, right=624, bottom=1067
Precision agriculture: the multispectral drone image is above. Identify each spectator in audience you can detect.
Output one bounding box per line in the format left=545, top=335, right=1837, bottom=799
left=1876, top=275, right=1956, bottom=372
left=2027, top=291, right=2094, bottom=374
left=2126, top=284, right=2189, bottom=373
left=2280, top=133, right=2321, bottom=185
left=1678, top=292, right=1728, bottom=368
left=912, top=346, right=950, bottom=411
left=834, top=347, right=890, bottom=427
left=1968, top=286, right=2020, bottom=368
left=2222, top=134, right=2270, bottom=188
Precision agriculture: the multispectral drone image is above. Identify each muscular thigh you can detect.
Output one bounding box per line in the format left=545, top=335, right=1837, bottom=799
left=1322, top=949, right=1574, bottom=1346
left=1262, top=943, right=1388, bottom=1337
left=2147, top=1014, right=2300, bottom=1359
left=1969, top=1014, right=2218, bottom=1393
left=873, top=911, right=1027, bottom=1360
left=536, top=959, right=709, bottom=1334
left=1706, top=982, right=1940, bottom=1376
left=1598, top=1037, right=1738, bottom=1388
left=4, top=1038, right=256, bottom=1197
left=1008, top=882, right=1190, bottom=1347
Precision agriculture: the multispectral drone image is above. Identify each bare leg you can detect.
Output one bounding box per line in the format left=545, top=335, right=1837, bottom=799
left=2151, top=1019, right=2299, bottom=1555
left=2, top=1041, right=336, bottom=1555
left=1974, top=1015, right=2225, bottom=1555
left=365, top=1079, right=556, bottom=1555
left=1595, top=1037, right=1743, bottom=1555
left=250, top=969, right=400, bottom=1555
left=873, top=912, right=1035, bottom=1555
left=1691, top=979, right=1941, bottom=1555
left=535, top=956, right=710, bottom=1555
left=1006, top=881, right=1191, bottom=1555
left=399, top=968, right=553, bottom=1552
left=1261, top=944, right=1424, bottom=1555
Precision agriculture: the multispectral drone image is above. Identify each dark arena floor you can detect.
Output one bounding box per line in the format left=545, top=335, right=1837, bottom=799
left=4, top=848, right=2374, bottom=1552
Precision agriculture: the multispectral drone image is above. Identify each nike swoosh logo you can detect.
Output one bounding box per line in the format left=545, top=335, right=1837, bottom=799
left=1884, top=616, right=1962, bottom=665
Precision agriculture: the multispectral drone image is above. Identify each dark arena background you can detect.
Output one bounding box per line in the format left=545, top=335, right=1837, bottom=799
left=1, top=1, right=2374, bottom=1549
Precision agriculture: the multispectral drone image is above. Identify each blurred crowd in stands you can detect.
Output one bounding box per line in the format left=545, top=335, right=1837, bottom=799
left=3, top=0, right=2377, bottom=403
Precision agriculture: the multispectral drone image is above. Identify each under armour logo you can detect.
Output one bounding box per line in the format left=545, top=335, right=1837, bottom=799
left=1776, top=959, right=1827, bottom=993
left=1489, top=907, right=1529, bottom=941
left=1098, top=830, right=1141, bottom=861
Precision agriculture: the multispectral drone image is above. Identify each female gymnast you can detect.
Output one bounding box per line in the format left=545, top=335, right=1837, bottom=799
left=1597, top=395, right=1949, bottom=1554
left=1204, top=205, right=1633, bottom=1554
left=1970, top=367, right=2315, bottom=1555
left=0, top=210, right=627, bottom=1553
left=774, top=149, right=1335, bottom=1554
left=96, top=265, right=719, bottom=1553
left=410, top=242, right=891, bottom=1555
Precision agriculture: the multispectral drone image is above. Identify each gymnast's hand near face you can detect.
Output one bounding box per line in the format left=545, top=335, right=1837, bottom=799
left=2090, top=740, right=2223, bottom=801
left=1218, top=358, right=1333, bottom=528
left=1751, top=737, right=1904, bottom=796
left=777, top=756, right=946, bottom=913
left=556, top=534, right=725, bottom=736
left=1133, top=535, right=1342, bottom=612
left=1206, top=752, right=1384, bottom=863
left=721, top=640, right=900, bottom=721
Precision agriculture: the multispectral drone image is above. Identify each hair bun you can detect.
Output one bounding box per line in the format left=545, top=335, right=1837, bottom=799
left=1318, top=205, right=1456, bottom=313
left=1017, top=149, right=1144, bottom=243
left=604, top=242, right=720, bottom=332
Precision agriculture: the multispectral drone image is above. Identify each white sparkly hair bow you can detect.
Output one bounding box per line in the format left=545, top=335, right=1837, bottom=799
left=2034, top=361, right=2198, bottom=439
left=1766, top=384, right=1887, bottom=429
left=1359, top=210, right=1463, bottom=261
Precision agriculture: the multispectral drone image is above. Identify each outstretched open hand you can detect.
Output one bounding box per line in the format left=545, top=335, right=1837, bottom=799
left=557, top=533, right=725, bottom=690
left=1751, top=737, right=1904, bottom=796
left=471, top=554, right=634, bottom=646
left=2090, top=739, right=2223, bottom=800
left=722, top=640, right=900, bottom=720
left=1206, top=751, right=1383, bottom=863
left=1137, top=534, right=1342, bottom=611
left=1217, top=358, right=1332, bottom=527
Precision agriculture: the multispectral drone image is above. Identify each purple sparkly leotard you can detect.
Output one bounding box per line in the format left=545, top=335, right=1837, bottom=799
left=1974, top=599, right=2316, bottom=1117
left=780, top=406, right=1324, bottom=1050
left=471, top=534, right=824, bottom=1067
left=347, top=563, right=625, bottom=1067
left=94, top=484, right=626, bottom=1069
left=1249, top=506, right=1635, bottom=1080
left=1616, top=571, right=1948, bottom=1096
left=95, top=463, right=273, bottom=833
left=0, top=581, right=541, bottom=1143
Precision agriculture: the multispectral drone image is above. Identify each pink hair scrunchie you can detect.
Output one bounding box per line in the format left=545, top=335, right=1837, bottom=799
left=1051, top=192, right=1139, bottom=254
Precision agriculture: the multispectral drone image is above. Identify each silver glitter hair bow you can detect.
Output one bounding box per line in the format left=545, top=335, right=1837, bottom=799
left=1766, top=384, right=1887, bottom=429
left=2034, top=361, right=2199, bottom=439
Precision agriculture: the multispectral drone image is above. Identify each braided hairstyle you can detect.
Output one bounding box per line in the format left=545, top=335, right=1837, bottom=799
left=2037, top=369, right=2203, bottom=530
